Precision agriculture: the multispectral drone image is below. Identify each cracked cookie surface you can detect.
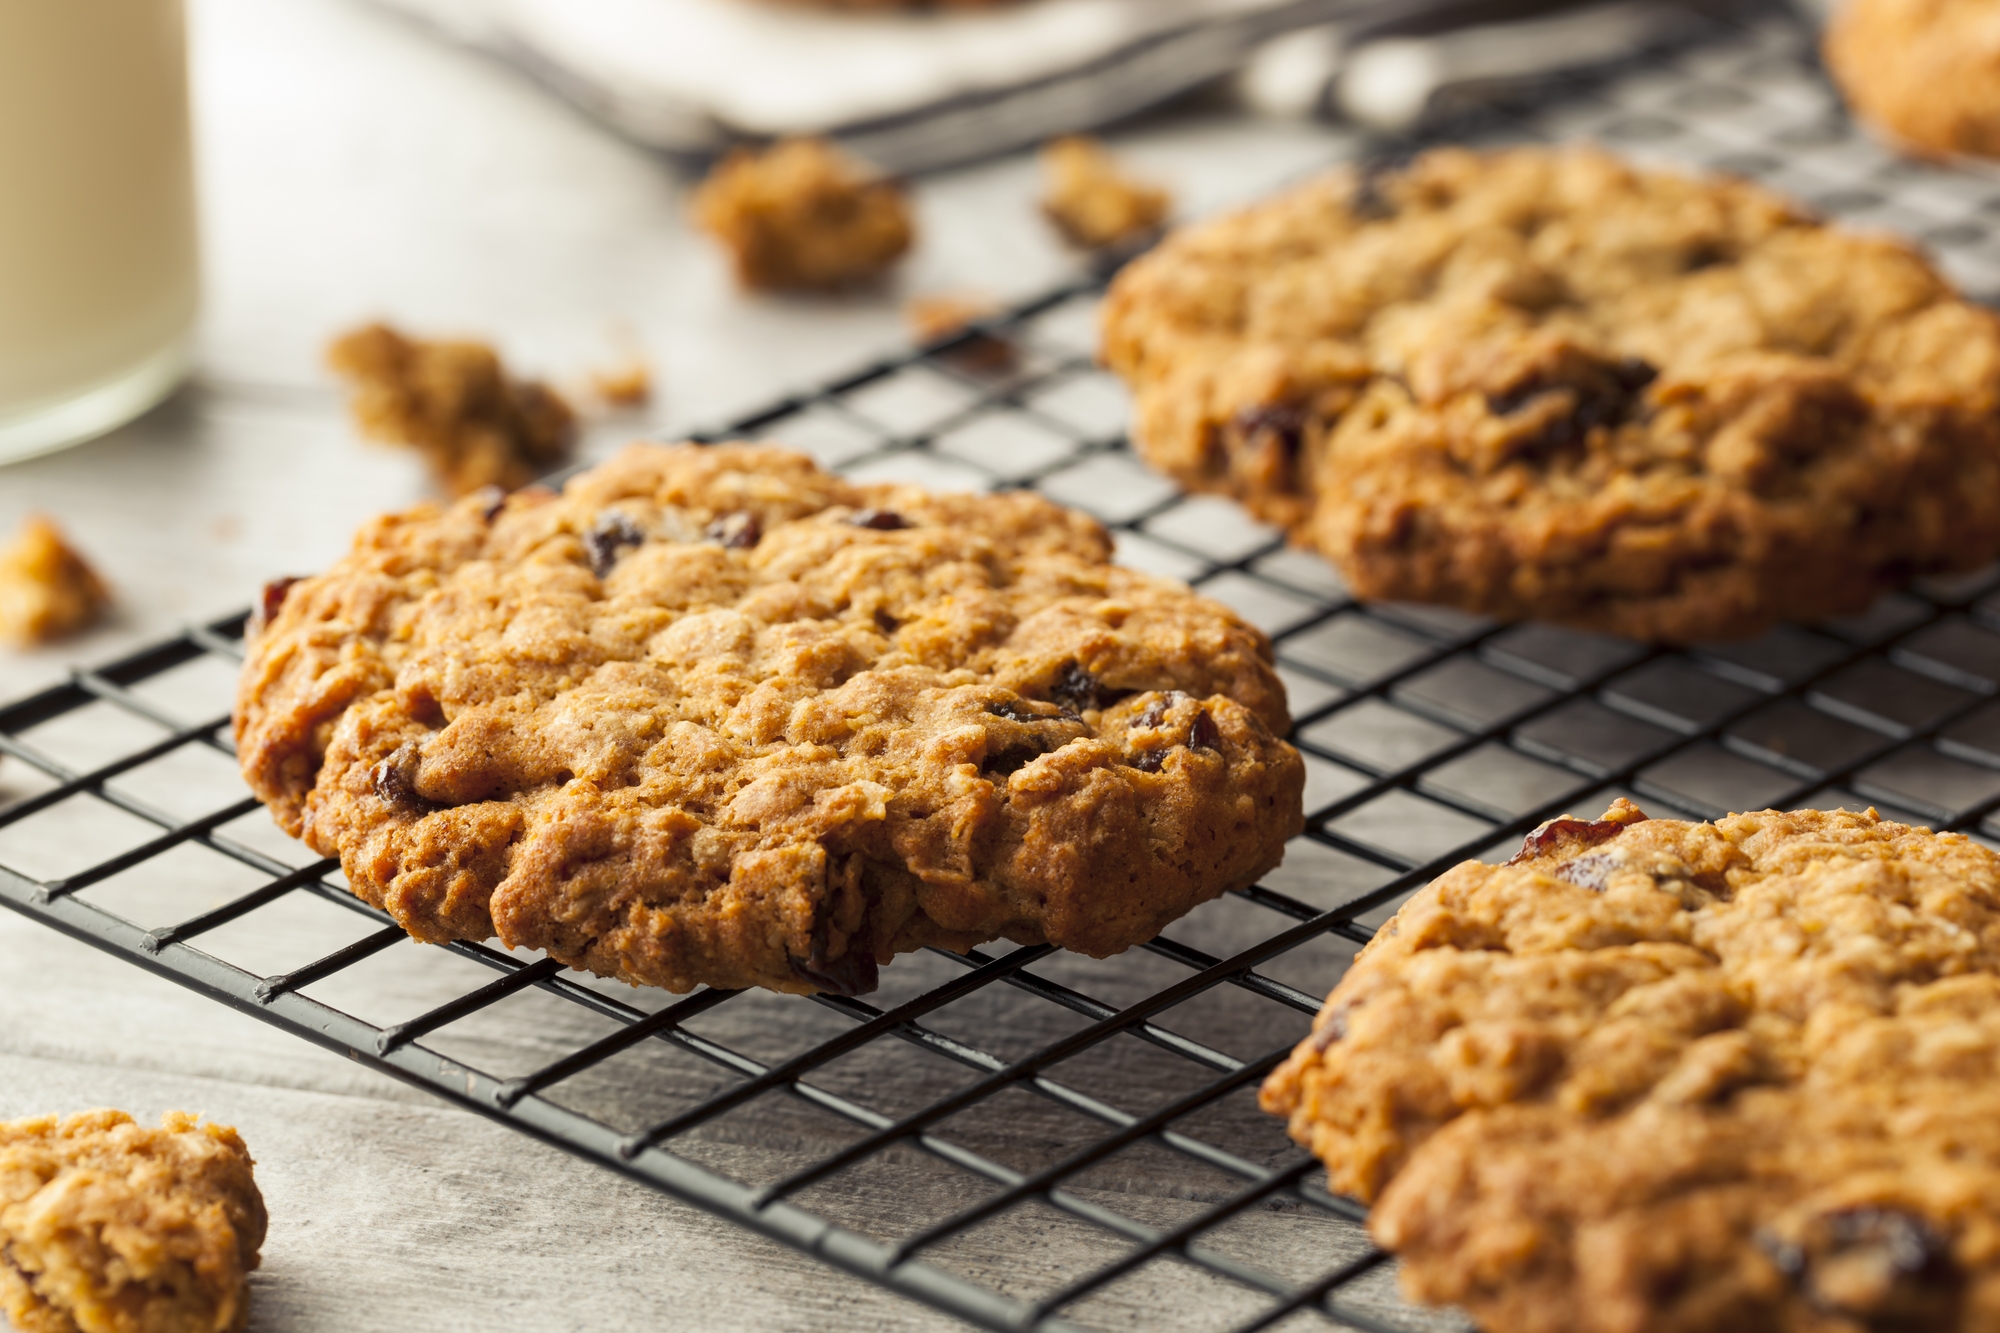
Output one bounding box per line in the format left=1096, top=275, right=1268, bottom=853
left=1262, top=799, right=2000, bottom=1333
left=235, top=442, right=1304, bottom=995
left=0, top=1110, right=265, bottom=1333
left=1102, top=145, right=2000, bottom=642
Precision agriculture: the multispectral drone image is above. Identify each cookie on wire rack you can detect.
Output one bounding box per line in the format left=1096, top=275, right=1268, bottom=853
left=234, top=443, right=1304, bottom=996
left=1102, top=145, right=2000, bottom=643
left=1263, top=798, right=2000, bottom=1333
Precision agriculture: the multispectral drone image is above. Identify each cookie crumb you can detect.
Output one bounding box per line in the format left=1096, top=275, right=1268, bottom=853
left=906, top=293, right=1018, bottom=373
left=1040, top=136, right=1171, bottom=251
left=0, top=1109, right=267, bottom=1333
left=693, top=138, right=914, bottom=291
left=0, top=516, right=110, bottom=646
left=589, top=360, right=652, bottom=409
left=327, top=322, right=575, bottom=497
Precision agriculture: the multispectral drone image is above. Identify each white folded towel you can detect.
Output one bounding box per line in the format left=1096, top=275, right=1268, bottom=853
left=364, top=0, right=1365, bottom=169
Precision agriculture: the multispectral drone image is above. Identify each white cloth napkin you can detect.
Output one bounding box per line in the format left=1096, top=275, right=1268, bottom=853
left=364, top=0, right=1369, bottom=169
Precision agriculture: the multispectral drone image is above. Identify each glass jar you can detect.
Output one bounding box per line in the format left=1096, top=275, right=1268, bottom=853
left=0, top=0, right=199, bottom=464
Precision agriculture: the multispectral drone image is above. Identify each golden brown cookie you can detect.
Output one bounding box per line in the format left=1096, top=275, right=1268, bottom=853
left=0, top=1110, right=266, bottom=1333
left=1263, top=799, right=2000, bottom=1333
left=693, top=138, right=913, bottom=291
left=235, top=442, right=1304, bottom=996
left=1102, top=145, right=2000, bottom=642
left=1827, top=0, right=2000, bottom=160
left=327, top=323, right=574, bottom=498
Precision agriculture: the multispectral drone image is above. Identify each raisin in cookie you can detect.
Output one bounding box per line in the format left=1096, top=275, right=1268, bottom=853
left=1103, top=145, right=2000, bottom=643
left=0, top=1110, right=266, bottom=1333
left=1263, top=799, right=2000, bottom=1333
left=1827, top=0, right=2000, bottom=161
left=235, top=443, right=1304, bottom=996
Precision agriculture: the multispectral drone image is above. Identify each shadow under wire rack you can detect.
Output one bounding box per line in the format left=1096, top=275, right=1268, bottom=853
left=9, top=8, right=2000, bottom=1331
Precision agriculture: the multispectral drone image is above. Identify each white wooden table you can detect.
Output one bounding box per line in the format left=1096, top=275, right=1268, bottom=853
left=0, top=2, right=1359, bottom=1327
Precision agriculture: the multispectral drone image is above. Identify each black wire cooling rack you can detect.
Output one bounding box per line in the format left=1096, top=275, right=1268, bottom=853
left=9, top=8, right=2000, bottom=1332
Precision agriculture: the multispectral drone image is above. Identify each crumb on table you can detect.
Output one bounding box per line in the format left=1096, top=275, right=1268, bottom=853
left=326, top=322, right=575, bottom=497
left=1040, top=136, right=1171, bottom=251
left=0, top=1109, right=267, bottom=1333
left=0, top=516, right=110, bottom=647
left=905, top=293, right=1018, bottom=373
left=692, top=138, right=914, bottom=291
left=590, top=360, right=653, bottom=408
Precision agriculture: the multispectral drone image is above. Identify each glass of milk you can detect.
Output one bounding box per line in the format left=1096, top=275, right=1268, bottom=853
left=0, top=0, right=199, bottom=464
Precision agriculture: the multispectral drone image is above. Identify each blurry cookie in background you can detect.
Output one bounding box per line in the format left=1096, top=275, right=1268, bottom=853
left=327, top=323, right=575, bottom=497
left=1040, top=135, right=1171, bottom=251
left=693, top=138, right=913, bottom=290
left=0, top=1109, right=267, bottom=1333
left=1826, top=0, right=2000, bottom=160
left=1102, top=144, right=2000, bottom=643
left=0, top=515, right=109, bottom=647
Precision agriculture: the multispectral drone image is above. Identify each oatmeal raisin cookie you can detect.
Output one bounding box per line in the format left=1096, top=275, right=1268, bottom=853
left=235, top=442, right=1304, bottom=996
left=1102, top=145, right=2000, bottom=642
left=1264, top=799, right=2000, bottom=1333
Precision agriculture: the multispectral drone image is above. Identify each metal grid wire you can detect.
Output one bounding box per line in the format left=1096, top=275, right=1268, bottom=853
left=8, top=8, right=2000, bottom=1331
